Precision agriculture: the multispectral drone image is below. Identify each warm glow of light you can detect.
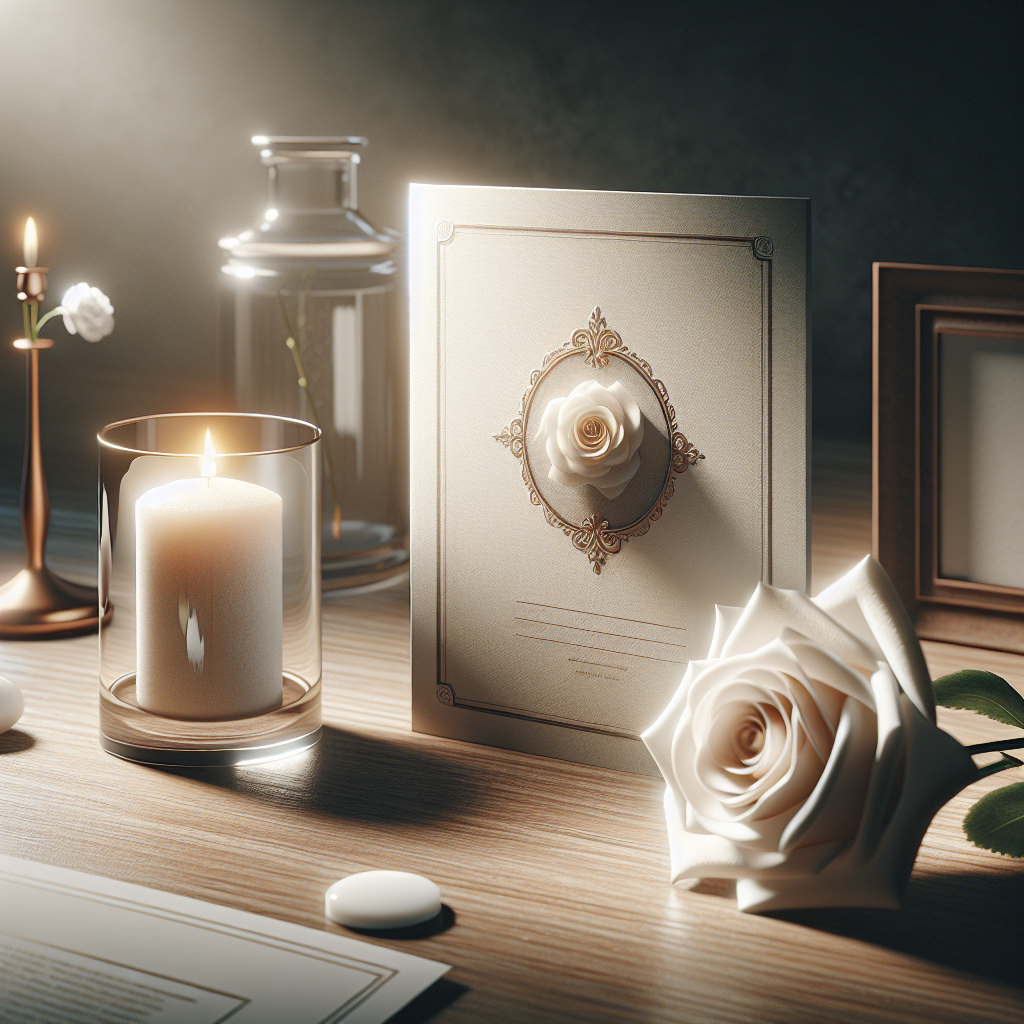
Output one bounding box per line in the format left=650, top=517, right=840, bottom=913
left=251, top=135, right=269, bottom=145
left=264, top=208, right=278, bottom=221
left=23, top=218, right=38, bottom=267
left=201, top=430, right=217, bottom=477
left=217, top=235, right=240, bottom=249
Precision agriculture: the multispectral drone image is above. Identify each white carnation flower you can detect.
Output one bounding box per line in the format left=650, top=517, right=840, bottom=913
left=61, top=283, right=114, bottom=343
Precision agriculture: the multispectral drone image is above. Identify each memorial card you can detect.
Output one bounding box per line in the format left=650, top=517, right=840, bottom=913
left=409, top=185, right=809, bottom=773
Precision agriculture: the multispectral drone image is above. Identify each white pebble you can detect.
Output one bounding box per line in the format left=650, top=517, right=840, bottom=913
left=325, top=870, right=441, bottom=929
left=0, top=676, right=24, bottom=733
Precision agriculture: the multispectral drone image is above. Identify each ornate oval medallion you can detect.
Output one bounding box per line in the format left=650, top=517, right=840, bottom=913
left=494, top=307, right=704, bottom=572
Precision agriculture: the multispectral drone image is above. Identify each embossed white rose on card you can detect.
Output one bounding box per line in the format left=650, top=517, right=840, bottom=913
left=495, top=307, right=703, bottom=572
left=536, top=379, right=644, bottom=499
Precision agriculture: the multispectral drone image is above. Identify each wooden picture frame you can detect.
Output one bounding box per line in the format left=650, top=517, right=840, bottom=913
left=873, top=263, right=1024, bottom=653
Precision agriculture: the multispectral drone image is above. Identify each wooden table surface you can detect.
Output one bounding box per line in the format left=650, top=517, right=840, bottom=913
left=1, top=443, right=1022, bottom=1023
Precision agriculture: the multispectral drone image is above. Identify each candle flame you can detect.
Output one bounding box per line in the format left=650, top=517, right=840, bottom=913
left=23, top=217, right=38, bottom=268
left=201, top=430, right=217, bottom=478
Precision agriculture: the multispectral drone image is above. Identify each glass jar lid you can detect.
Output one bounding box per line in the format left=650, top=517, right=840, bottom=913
left=220, top=136, right=398, bottom=277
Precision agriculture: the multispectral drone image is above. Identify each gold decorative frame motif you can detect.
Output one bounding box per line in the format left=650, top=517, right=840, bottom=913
left=495, top=307, right=703, bottom=572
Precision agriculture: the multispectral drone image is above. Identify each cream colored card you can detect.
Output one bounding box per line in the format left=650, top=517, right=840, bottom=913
left=409, top=185, right=809, bottom=774
left=0, top=856, right=449, bottom=1023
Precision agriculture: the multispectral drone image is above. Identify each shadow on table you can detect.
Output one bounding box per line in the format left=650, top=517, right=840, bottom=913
left=0, top=729, right=35, bottom=755
left=772, top=870, right=1024, bottom=989
left=386, top=978, right=469, bottom=1023
left=162, top=725, right=485, bottom=825
left=350, top=903, right=457, bottom=941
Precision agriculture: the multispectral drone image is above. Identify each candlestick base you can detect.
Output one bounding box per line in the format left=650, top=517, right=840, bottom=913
left=0, top=566, right=109, bottom=639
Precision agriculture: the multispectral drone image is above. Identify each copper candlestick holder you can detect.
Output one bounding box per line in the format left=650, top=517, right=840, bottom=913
left=0, top=267, right=108, bottom=638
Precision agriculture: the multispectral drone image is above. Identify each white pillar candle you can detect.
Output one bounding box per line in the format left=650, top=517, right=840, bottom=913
left=135, top=471, right=283, bottom=721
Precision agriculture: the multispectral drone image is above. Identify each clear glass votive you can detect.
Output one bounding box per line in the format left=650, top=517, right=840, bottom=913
left=98, top=412, right=321, bottom=766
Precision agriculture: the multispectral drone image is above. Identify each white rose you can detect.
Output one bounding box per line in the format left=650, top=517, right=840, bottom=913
left=642, top=556, right=978, bottom=913
left=536, top=379, right=644, bottom=500
left=61, top=283, right=114, bottom=343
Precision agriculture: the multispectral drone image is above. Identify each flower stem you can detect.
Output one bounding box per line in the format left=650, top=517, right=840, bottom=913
left=275, top=284, right=343, bottom=540
left=22, top=301, right=31, bottom=341
left=29, top=302, right=37, bottom=341
left=966, top=737, right=1024, bottom=755
left=975, top=754, right=1024, bottom=779
left=33, top=306, right=64, bottom=335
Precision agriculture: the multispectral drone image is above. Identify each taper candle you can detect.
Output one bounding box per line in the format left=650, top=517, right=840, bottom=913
left=23, top=218, right=38, bottom=269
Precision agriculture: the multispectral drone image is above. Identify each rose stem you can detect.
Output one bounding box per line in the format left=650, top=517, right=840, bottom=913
left=975, top=754, right=1023, bottom=779
left=275, top=283, right=343, bottom=539
left=965, top=737, right=1024, bottom=754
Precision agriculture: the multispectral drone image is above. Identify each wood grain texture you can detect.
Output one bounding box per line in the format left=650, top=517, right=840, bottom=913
left=1, top=447, right=1022, bottom=1023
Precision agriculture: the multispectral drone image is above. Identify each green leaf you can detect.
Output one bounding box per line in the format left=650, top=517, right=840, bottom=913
left=933, top=670, right=1024, bottom=728
left=964, top=782, right=1024, bottom=857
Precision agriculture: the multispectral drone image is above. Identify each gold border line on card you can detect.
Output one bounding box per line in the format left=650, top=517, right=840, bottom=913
left=568, top=657, right=629, bottom=672
left=513, top=617, right=687, bottom=649
left=515, top=600, right=687, bottom=632
left=514, top=633, right=686, bottom=664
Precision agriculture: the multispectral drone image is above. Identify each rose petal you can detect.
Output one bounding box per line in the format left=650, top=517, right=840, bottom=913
left=548, top=463, right=582, bottom=489
left=642, top=662, right=700, bottom=822
left=775, top=663, right=839, bottom=764
left=814, top=556, right=935, bottom=722
left=739, top=695, right=975, bottom=911
left=780, top=629, right=876, bottom=710
left=840, top=663, right=905, bottom=865
left=746, top=731, right=822, bottom=825
left=545, top=432, right=575, bottom=479
left=536, top=396, right=564, bottom=441
left=677, top=652, right=825, bottom=837
left=684, top=642, right=802, bottom=718
left=779, top=695, right=877, bottom=853
left=708, top=605, right=745, bottom=659
left=608, top=380, right=642, bottom=438
left=686, top=805, right=770, bottom=845
left=664, top=787, right=790, bottom=883
left=642, top=661, right=698, bottom=778
left=592, top=453, right=641, bottom=498
left=722, top=582, right=879, bottom=675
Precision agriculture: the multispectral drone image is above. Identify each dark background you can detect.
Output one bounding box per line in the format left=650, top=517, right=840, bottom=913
left=1, top=0, right=1022, bottom=503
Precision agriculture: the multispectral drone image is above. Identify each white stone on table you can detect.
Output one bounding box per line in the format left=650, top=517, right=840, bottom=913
left=0, top=676, right=25, bottom=733
left=325, top=870, right=442, bottom=930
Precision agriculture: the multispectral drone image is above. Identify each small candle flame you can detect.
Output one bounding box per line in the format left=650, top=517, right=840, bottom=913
left=201, top=430, right=217, bottom=478
left=23, top=217, right=38, bottom=268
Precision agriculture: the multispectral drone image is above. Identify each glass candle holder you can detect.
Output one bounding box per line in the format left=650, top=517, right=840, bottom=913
left=98, top=412, right=321, bottom=766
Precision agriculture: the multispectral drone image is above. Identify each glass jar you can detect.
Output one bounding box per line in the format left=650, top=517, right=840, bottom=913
left=98, top=412, right=321, bottom=766
left=218, top=136, right=407, bottom=590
